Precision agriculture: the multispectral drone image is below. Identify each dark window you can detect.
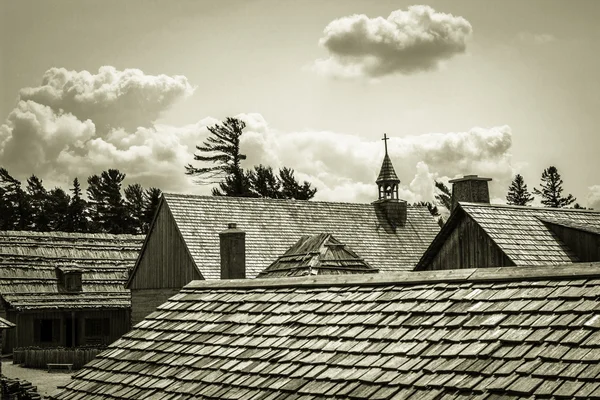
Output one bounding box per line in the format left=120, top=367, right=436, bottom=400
left=36, top=319, right=59, bottom=343
left=85, top=318, right=110, bottom=337
left=64, top=272, right=82, bottom=292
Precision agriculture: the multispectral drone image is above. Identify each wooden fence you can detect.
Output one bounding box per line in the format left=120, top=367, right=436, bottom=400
left=13, top=346, right=105, bottom=369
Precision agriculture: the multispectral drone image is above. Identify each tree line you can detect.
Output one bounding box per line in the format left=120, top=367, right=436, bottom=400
left=185, top=117, right=317, bottom=200
left=506, top=166, right=580, bottom=208
left=0, top=168, right=161, bottom=234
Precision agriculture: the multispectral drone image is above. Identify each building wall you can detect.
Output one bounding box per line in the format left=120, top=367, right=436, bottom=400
left=131, top=288, right=181, bottom=326
left=425, top=215, right=514, bottom=270
left=129, top=202, right=201, bottom=290
left=2, top=309, right=130, bottom=353
left=545, top=224, right=600, bottom=262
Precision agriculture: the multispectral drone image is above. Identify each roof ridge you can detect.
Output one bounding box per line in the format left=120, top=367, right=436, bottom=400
left=163, top=192, right=428, bottom=208
left=460, top=202, right=600, bottom=214
left=187, top=262, right=600, bottom=290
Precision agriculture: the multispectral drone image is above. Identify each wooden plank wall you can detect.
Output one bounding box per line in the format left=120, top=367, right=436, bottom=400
left=129, top=202, right=201, bottom=290
left=546, top=224, right=600, bottom=262
left=427, top=215, right=514, bottom=270
left=131, top=288, right=182, bottom=326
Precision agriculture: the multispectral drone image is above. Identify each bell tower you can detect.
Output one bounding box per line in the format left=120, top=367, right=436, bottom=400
left=376, top=134, right=400, bottom=200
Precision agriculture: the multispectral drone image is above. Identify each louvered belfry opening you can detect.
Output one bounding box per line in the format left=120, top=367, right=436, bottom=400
left=219, top=223, right=246, bottom=279
left=449, top=175, right=492, bottom=210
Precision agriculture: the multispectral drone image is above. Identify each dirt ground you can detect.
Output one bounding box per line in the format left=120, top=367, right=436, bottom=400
left=2, top=360, right=73, bottom=397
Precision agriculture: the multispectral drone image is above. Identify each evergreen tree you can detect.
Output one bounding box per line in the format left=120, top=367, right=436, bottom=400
left=533, top=166, right=576, bottom=208
left=186, top=117, right=251, bottom=196
left=142, top=187, right=162, bottom=233
left=26, top=175, right=50, bottom=231
left=67, top=178, right=89, bottom=232
left=87, top=169, right=134, bottom=233
left=125, top=183, right=145, bottom=234
left=46, top=188, right=70, bottom=231
left=248, top=165, right=281, bottom=199
left=278, top=167, right=317, bottom=200
left=434, top=180, right=452, bottom=210
left=0, top=168, right=31, bottom=230
left=506, top=174, right=534, bottom=206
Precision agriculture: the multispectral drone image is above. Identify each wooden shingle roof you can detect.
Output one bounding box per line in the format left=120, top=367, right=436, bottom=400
left=417, top=202, right=600, bottom=269
left=54, top=262, right=600, bottom=399
left=0, top=231, right=144, bottom=310
left=158, top=193, right=439, bottom=279
left=376, top=153, right=400, bottom=184
left=0, top=316, right=15, bottom=329
left=257, top=233, right=378, bottom=278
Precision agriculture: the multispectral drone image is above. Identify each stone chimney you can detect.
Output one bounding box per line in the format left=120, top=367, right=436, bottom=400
left=449, top=175, right=492, bottom=210
left=219, top=223, right=245, bottom=279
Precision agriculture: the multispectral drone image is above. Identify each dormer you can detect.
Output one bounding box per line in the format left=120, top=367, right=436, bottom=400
left=56, top=265, right=83, bottom=292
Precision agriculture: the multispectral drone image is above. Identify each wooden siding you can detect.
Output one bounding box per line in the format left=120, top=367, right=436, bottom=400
left=129, top=201, right=201, bottom=290
left=2, top=309, right=129, bottom=353
left=131, top=288, right=182, bottom=326
left=545, top=223, right=600, bottom=262
left=426, top=215, right=513, bottom=270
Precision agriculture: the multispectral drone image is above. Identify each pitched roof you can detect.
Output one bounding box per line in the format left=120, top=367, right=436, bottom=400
left=0, top=231, right=144, bottom=310
left=417, top=202, right=600, bottom=269
left=376, top=153, right=400, bottom=184
left=257, top=233, right=378, bottom=278
left=54, top=262, right=600, bottom=400
left=154, top=193, right=439, bottom=279
left=0, top=316, right=15, bottom=329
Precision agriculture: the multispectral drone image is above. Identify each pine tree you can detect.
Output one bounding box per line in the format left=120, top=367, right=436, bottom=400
left=125, top=183, right=145, bottom=234
left=142, top=187, right=162, bottom=233
left=26, top=175, right=50, bottom=231
left=185, top=117, right=251, bottom=196
left=434, top=180, right=452, bottom=211
left=248, top=165, right=282, bottom=199
left=533, top=166, right=576, bottom=208
left=87, top=169, right=134, bottom=233
left=506, top=174, right=534, bottom=206
left=67, top=178, right=89, bottom=232
left=46, top=188, right=70, bottom=231
left=0, top=168, right=31, bottom=230
left=279, top=167, right=317, bottom=200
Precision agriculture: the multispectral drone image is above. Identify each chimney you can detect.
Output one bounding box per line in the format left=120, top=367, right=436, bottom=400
left=374, top=198, right=408, bottom=231
left=448, top=175, right=492, bottom=210
left=219, top=223, right=245, bottom=279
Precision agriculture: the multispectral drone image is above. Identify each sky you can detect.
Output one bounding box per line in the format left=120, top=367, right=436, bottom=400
left=1, top=0, right=599, bottom=209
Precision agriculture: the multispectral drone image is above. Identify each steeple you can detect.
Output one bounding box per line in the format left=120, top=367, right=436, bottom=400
left=376, top=134, right=400, bottom=200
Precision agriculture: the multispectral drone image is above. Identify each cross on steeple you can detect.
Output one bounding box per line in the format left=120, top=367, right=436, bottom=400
left=382, top=133, right=389, bottom=155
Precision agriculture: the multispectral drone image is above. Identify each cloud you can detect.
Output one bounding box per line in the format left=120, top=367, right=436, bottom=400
left=238, top=115, right=515, bottom=205
left=314, top=5, right=472, bottom=79
left=18, top=66, right=194, bottom=133
left=1, top=66, right=514, bottom=206
left=588, top=185, right=600, bottom=210
left=518, top=32, right=556, bottom=45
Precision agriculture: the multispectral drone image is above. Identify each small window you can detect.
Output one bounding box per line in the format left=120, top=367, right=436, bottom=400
left=64, top=272, right=82, bottom=292
left=85, top=318, right=110, bottom=337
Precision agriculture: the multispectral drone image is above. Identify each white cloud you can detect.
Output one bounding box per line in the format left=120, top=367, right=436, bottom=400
left=587, top=185, right=600, bottom=210
left=1, top=67, right=515, bottom=205
left=18, top=66, right=194, bottom=133
left=314, top=5, right=472, bottom=79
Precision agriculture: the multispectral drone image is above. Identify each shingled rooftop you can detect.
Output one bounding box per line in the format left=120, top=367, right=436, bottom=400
left=54, top=262, right=600, bottom=399
left=257, top=233, right=378, bottom=278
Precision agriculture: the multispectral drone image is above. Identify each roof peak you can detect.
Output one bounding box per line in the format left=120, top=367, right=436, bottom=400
left=459, top=201, right=600, bottom=214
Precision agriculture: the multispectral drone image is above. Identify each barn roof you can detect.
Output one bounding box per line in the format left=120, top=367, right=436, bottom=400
left=54, top=262, right=600, bottom=399
left=139, top=193, right=439, bottom=280
left=0, top=231, right=144, bottom=310
left=417, top=202, right=600, bottom=270
left=257, top=233, right=378, bottom=278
